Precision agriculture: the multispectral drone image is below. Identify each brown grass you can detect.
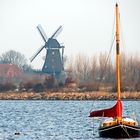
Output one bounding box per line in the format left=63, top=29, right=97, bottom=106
left=0, top=91, right=140, bottom=100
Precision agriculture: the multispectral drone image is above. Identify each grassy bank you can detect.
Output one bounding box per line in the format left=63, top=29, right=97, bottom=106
left=0, top=91, right=140, bottom=100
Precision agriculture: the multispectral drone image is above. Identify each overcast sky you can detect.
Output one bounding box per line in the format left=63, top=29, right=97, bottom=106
left=0, top=0, right=140, bottom=69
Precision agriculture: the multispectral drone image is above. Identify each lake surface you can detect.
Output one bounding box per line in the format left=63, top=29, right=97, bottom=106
left=0, top=100, right=139, bottom=140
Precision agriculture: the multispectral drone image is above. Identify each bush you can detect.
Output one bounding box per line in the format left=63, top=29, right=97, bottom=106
left=65, top=77, right=75, bottom=84
left=78, top=82, right=99, bottom=91
left=21, top=82, right=34, bottom=91
left=44, top=76, right=55, bottom=89
left=33, top=83, right=44, bottom=92
left=135, top=83, right=140, bottom=92
left=0, top=83, right=16, bottom=92
left=58, top=82, right=64, bottom=87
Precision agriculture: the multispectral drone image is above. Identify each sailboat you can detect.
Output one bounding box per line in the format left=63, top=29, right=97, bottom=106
left=89, top=3, right=140, bottom=138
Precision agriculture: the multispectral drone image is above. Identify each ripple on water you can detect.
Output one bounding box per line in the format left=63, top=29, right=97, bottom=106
left=0, top=100, right=139, bottom=140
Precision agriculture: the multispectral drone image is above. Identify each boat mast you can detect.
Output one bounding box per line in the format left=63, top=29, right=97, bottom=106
left=116, top=3, right=121, bottom=100
left=89, top=3, right=123, bottom=119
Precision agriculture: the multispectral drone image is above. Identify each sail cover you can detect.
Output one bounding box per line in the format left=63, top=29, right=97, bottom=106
left=89, top=99, right=122, bottom=118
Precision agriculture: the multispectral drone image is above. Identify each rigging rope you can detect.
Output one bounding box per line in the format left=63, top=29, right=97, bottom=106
left=120, top=15, right=127, bottom=54
left=98, top=34, right=115, bottom=84
left=89, top=32, right=116, bottom=112
left=89, top=7, right=116, bottom=112
left=97, top=8, right=116, bottom=90
left=122, top=125, right=131, bottom=138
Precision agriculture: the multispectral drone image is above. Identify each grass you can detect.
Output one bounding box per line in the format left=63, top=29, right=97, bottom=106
left=0, top=91, right=140, bottom=100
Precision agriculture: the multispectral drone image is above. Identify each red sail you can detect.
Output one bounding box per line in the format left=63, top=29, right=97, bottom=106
left=89, top=100, right=122, bottom=118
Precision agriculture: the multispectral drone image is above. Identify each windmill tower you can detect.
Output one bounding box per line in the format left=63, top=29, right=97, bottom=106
left=30, top=25, right=65, bottom=78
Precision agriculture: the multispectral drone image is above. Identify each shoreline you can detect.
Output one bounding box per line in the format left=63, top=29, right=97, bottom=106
left=0, top=91, right=140, bottom=100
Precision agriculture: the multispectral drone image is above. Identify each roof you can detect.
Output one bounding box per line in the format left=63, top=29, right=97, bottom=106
left=0, top=64, right=23, bottom=78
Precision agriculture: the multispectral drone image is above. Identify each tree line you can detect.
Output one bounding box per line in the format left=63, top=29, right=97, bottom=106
left=66, top=53, right=140, bottom=92
left=0, top=50, right=140, bottom=92
left=0, top=50, right=32, bottom=71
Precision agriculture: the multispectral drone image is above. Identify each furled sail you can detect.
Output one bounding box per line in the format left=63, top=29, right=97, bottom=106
left=89, top=99, right=122, bottom=118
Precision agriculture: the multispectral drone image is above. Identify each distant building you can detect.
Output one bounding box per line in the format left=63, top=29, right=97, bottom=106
left=0, top=64, right=23, bottom=78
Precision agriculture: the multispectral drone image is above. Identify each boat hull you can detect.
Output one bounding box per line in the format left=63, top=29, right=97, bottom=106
left=99, top=124, right=140, bottom=138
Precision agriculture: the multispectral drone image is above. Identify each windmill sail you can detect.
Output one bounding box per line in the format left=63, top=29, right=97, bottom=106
left=37, top=24, right=48, bottom=42
left=30, top=24, right=65, bottom=76
left=50, top=26, right=62, bottom=39
left=30, top=45, right=44, bottom=62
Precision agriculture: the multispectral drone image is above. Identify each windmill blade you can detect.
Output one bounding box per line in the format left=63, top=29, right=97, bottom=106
left=50, top=26, right=62, bottom=39
left=37, top=24, right=48, bottom=42
left=30, top=45, right=45, bottom=62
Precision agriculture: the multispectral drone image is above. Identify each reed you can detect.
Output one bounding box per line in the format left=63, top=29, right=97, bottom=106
left=0, top=91, right=140, bottom=100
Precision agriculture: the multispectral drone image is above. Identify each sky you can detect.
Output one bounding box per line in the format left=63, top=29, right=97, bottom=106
left=0, top=0, right=140, bottom=69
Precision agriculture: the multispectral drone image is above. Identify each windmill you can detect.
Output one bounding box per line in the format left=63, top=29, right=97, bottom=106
left=30, top=24, right=65, bottom=77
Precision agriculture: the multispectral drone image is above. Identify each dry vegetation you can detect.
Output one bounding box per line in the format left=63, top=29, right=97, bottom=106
left=0, top=91, right=140, bottom=100
left=0, top=52, right=140, bottom=100
left=66, top=53, right=140, bottom=92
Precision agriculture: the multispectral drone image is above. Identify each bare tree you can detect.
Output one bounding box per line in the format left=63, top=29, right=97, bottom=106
left=134, top=57, right=140, bottom=91
left=74, top=54, right=90, bottom=83
left=81, top=55, right=90, bottom=81
left=125, top=55, right=140, bottom=91
left=0, top=50, right=27, bottom=69
left=89, top=55, right=97, bottom=81
left=105, top=58, right=114, bottom=83
left=74, top=54, right=83, bottom=83
left=66, top=52, right=140, bottom=92
left=98, top=52, right=108, bottom=81
left=65, top=55, right=75, bottom=79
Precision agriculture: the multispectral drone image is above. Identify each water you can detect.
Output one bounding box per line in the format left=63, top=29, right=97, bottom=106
left=0, top=100, right=139, bottom=140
